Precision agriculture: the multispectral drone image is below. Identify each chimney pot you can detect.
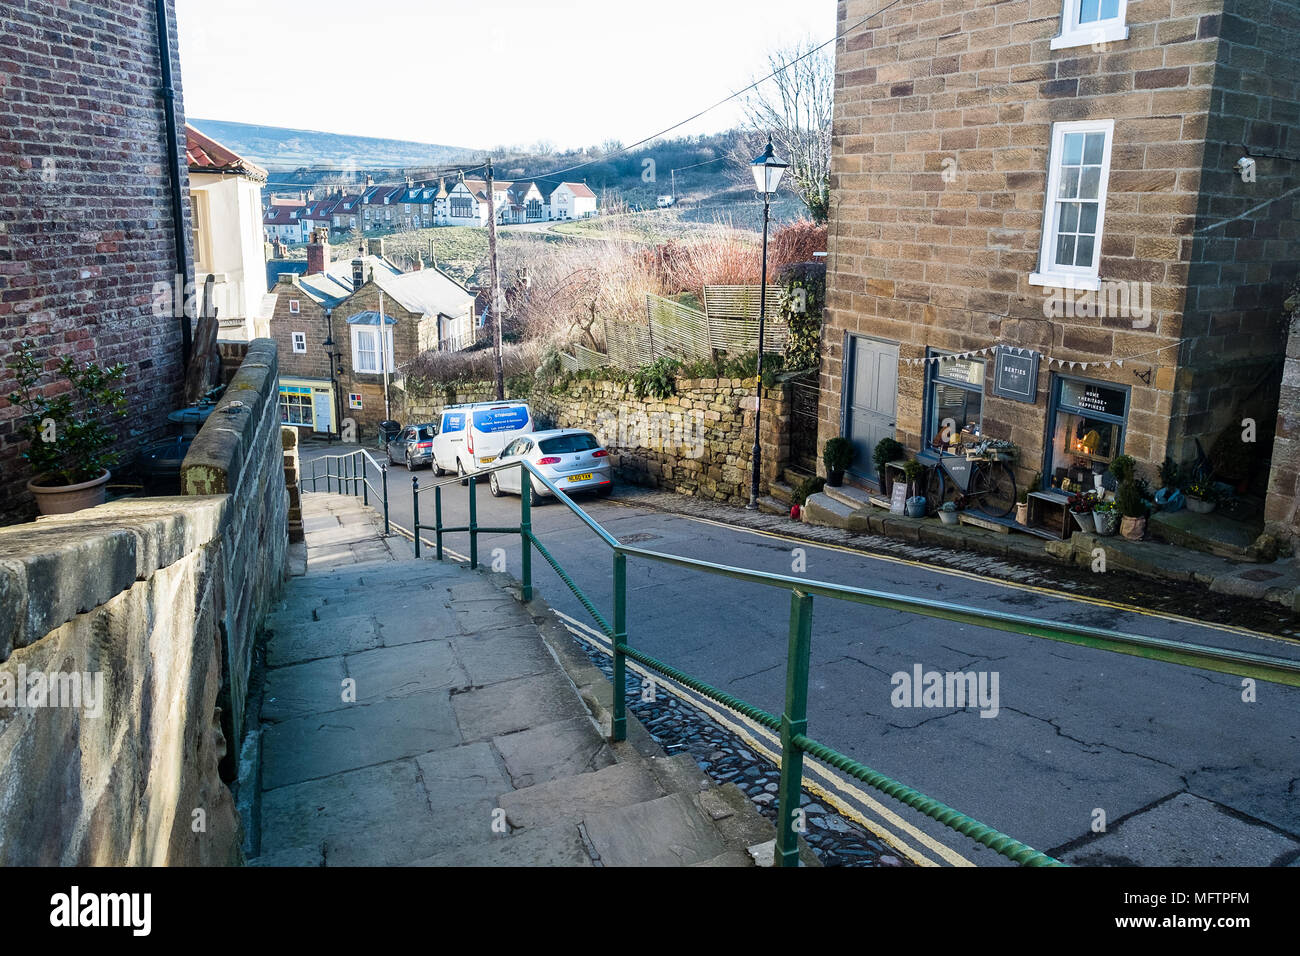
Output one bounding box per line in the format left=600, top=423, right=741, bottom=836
left=306, top=228, right=331, bottom=276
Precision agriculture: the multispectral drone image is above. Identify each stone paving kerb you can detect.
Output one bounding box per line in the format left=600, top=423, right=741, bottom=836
left=245, top=492, right=792, bottom=866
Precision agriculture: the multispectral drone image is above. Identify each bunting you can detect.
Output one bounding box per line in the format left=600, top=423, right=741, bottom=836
left=899, top=341, right=1175, bottom=372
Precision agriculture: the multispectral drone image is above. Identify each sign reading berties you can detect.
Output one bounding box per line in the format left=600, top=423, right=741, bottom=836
left=992, top=347, right=1039, bottom=403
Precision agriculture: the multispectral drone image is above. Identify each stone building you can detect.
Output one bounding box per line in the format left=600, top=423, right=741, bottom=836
left=0, top=0, right=192, bottom=522
left=820, top=0, right=1300, bottom=496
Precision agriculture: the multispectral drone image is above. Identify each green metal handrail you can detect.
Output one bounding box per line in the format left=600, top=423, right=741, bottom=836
left=409, top=459, right=1300, bottom=868
left=306, top=449, right=390, bottom=536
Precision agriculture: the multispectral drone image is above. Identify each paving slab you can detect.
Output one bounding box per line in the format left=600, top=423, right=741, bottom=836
left=414, top=742, right=512, bottom=813
left=450, top=630, right=557, bottom=685
left=262, top=690, right=461, bottom=789
left=345, top=640, right=468, bottom=703
left=261, top=656, right=348, bottom=722
left=404, top=823, right=594, bottom=867
left=451, top=671, right=588, bottom=742
left=497, top=761, right=665, bottom=830
left=493, top=717, right=615, bottom=789
left=583, top=791, right=728, bottom=867
left=266, top=615, right=382, bottom=667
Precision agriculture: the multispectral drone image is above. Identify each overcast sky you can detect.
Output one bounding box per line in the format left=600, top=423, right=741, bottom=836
left=175, top=0, right=836, bottom=152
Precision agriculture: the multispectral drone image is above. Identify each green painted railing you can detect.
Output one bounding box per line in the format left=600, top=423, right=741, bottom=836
left=306, top=449, right=390, bottom=535
left=407, top=460, right=1300, bottom=868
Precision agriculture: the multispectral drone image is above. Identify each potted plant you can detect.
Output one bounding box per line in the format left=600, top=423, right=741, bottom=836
left=1185, top=478, right=1219, bottom=514
left=901, top=459, right=927, bottom=517
left=1067, top=490, right=1095, bottom=532
left=823, top=436, right=855, bottom=488
left=1116, top=478, right=1148, bottom=540
left=1092, top=498, right=1119, bottom=536
left=872, top=437, right=905, bottom=493
left=1210, top=429, right=1255, bottom=494
left=1108, top=454, right=1136, bottom=485
left=7, top=341, right=128, bottom=516
left=939, top=500, right=961, bottom=525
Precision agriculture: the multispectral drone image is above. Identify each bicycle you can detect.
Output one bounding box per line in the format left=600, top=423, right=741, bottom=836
left=924, top=437, right=1018, bottom=518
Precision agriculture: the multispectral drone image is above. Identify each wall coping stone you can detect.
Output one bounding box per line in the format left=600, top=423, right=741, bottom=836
left=182, top=338, right=277, bottom=497
left=0, top=495, right=229, bottom=662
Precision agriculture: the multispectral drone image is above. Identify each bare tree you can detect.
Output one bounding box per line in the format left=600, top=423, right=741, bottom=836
left=731, top=38, right=834, bottom=223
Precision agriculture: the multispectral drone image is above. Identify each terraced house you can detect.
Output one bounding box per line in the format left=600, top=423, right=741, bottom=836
left=821, top=0, right=1299, bottom=499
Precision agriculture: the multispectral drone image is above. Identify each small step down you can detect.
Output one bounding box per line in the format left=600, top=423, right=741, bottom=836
left=783, top=466, right=815, bottom=489
left=768, top=480, right=795, bottom=505
left=801, top=491, right=855, bottom=528
left=958, top=512, right=1011, bottom=534
left=497, top=760, right=665, bottom=831
left=824, top=483, right=873, bottom=511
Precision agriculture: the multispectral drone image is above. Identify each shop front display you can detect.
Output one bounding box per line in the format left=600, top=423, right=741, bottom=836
left=1045, top=375, right=1129, bottom=492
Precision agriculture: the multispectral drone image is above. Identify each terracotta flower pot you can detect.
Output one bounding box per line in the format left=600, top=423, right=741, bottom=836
left=27, top=469, right=111, bottom=516
left=1120, top=515, right=1146, bottom=541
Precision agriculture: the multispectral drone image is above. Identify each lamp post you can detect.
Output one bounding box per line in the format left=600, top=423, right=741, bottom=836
left=322, top=307, right=345, bottom=443
left=747, top=138, right=788, bottom=510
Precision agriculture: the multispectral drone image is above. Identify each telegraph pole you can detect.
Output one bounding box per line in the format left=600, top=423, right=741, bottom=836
left=485, top=157, right=504, bottom=400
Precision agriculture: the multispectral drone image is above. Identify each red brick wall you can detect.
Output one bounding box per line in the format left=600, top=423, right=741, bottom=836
left=0, top=0, right=191, bottom=522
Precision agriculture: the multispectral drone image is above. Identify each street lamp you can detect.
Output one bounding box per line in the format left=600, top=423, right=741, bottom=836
left=322, top=307, right=345, bottom=443
left=747, top=139, right=788, bottom=510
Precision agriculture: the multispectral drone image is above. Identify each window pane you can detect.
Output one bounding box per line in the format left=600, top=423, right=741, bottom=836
left=930, top=382, right=983, bottom=445
left=1060, top=202, right=1080, bottom=232
left=1083, top=132, right=1105, bottom=164
left=1100, top=0, right=1119, bottom=18
left=1058, top=167, right=1080, bottom=199
left=1079, top=166, right=1101, bottom=199
left=1062, top=132, right=1085, bottom=165
left=539, top=433, right=600, bottom=454
left=1056, top=234, right=1076, bottom=267
left=1075, top=234, right=1095, bottom=266
left=1079, top=203, right=1098, bottom=234
left=1079, top=0, right=1101, bottom=22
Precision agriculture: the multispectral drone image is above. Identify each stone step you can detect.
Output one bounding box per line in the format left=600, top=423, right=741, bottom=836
left=758, top=496, right=789, bottom=516
left=801, top=492, right=870, bottom=534
left=768, top=480, right=795, bottom=505
left=824, top=483, right=873, bottom=511
left=783, top=466, right=815, bottom=489
left=497, top=760, right=666, bottom=831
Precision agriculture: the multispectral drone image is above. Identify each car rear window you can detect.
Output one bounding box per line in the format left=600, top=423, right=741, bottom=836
left=416, top=426, right=435, bottom=440
left=538, top=433, right=599, bottom=454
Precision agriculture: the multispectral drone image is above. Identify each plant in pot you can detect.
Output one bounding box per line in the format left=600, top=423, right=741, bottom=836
left=7, top=341, right=128, bottom=516
left=1209, top=428, right=1255, bottom=494
left=939, top=500, right=961, bottom=525
left=902, top=458, right=927, bottom=517
left=1091, top=497, right=1119, bottom=536
left=1116, top=478, right=1149, bottom=540
left=1067, top=490, right=1095, bottom=532
left=872, top=437, right=905, bottom=494
left=1184, top=478, right=1219, bottom=514
left=823, top=436, right=855, bottom=488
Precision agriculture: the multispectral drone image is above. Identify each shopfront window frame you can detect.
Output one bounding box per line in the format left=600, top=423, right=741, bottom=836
left=921, top=348, right=987, bottom=458
left=1043, top=372, right=1130, bottom=491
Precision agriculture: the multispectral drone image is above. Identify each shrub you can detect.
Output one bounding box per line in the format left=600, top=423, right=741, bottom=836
left=823, top=436, right=854, bottom=472
left=1116, top=478, right=1147, bottom=518
left=792, top=475, right=825, bottom=506
left=872, top=437, right=905, bottom=475
left=902, top=458, right=925, bottom=488
left=768, top=220, right=828, bottom=273
left=1109, top=454, right=1136, bottom=483
left=630, top=356, right=681, bottom=399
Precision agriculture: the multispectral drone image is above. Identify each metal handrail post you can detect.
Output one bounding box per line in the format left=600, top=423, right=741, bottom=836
left=381, top=465, right=389, bottom=535
left=775, top=589, right=814, bottom=867
left=612, top=552, right=627, bottom=743
left=468, top=476, right=478, bottom=570
left=520, top=462, right=532, bottom=601
left=361, top=454, right=368, bottom=506
left=435, top=485, right=444, bottom=561
left=412, top=476, right=420, bottom=558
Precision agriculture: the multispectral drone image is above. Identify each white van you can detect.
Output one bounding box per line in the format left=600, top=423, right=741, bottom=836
left=431, top=401, right=534, bottom=481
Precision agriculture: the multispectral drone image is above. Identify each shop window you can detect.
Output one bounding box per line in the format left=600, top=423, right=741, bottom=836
left=279, top=386, right=313, bottom=426
left=924, top=351, right=985, bottom=452
left=1047, top=376, right=1129, bottom=491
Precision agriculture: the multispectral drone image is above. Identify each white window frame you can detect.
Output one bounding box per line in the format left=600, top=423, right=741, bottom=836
left=291, top=331, right=307, bottom=353
left=350, top=325, right=395, bottom=374
left=1030, top=118, right=1114, bottom=292
left=289, top=299, right=300, bottom=314
left=1051, top=0, right=1129, bottom=50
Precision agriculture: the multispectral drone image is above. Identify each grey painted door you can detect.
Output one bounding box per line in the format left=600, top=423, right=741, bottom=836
left=844, top=336, right=898, bottom=483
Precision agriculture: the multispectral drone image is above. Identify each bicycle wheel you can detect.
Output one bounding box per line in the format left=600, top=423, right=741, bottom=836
left=924, top=464, right=958, bottom=516
left=973, top=461, right=1017, bottom=518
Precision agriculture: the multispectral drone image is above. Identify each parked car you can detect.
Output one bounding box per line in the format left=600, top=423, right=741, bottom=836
left=489, top=429, right=612, bottom=504
left=386, top=422, right=437, bottom=469
left=431, top=401, right=534, bottom=482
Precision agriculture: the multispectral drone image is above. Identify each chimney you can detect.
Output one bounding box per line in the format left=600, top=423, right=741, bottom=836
left=428, top=239, right=437, bottom=267
left=306, top=227, right=330, bottom=276
left=365, top=175, right=374, bottom=188
left=412, top=254, right=423, bottom=272
left=367, top=237, right=385, bottom=258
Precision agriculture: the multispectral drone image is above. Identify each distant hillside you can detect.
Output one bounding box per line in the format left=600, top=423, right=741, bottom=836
left=186, top=119, right=480, bottom=172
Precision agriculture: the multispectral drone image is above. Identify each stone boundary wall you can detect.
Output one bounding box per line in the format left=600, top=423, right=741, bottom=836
left=1264, top=295, right=1300, bottom=549
left=0, top=340, right=288, bottom=864
left=181, top=338, right=289, bottom=771
left=399, top=376, right=790, bottom=505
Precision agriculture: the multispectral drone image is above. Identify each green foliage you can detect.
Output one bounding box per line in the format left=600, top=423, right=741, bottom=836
left=1209, top=426, right=1255, bottom=481
left=778, top=261, right=827, bottom=372
left=1109, top=454, right=1136, bottom=483
left=901, top=458, right=925, bottom=484
left=823, top=436, right=854, bottom=472
left=792, top=475, right=825, bottom=506
left=631, top=357, right=681, bottom=399
left=6, top=340, right=128, bottom=486
left=1018, top=472, right=1041, bottom=504
left=1115, top=478, right=1148, bottom=519
left=1158, top=457, right=1182, bottom=489
left=1186, top=478, right=1222, bottom=501
left=872, top=437, right=905, bottom=475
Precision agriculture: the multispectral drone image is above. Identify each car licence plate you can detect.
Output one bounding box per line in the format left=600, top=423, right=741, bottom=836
left=568, top=473, right=593, bottom=482
left=479, top=456, right=496, bottom=464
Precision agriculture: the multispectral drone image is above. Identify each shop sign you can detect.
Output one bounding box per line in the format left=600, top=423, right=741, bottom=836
left=992, top=348, right=1039, bottom=403
left=1060, top=380, right=1126, bottom=418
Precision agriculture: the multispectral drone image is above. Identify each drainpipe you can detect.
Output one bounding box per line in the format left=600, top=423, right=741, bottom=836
left=156, top=0, right=192, bottom=366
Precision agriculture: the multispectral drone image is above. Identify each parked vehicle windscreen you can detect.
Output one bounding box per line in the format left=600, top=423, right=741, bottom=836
left=538, top=433, right=599, bottom=454
left=472, top=406, right=530, bottom=432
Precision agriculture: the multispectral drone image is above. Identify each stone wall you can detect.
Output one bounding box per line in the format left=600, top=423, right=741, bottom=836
left=1263, top=293, right=1300, bottom=548
left=181, top=338, right=289, bottom=772
left=0, top=339, right=288, bottom=865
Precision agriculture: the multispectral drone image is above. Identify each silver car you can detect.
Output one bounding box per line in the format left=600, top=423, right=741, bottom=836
left=489, top=429, right=613, bottom=503
left=386, top=423, right=437, bottom=469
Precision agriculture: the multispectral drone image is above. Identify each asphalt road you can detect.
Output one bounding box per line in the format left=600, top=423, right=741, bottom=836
left=300, top=443, right=1300, bottom=867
